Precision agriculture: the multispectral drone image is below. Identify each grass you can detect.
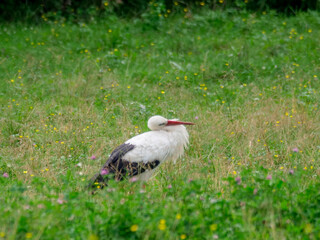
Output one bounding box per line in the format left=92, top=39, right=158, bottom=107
left=1, top=8, right=320, bottom=239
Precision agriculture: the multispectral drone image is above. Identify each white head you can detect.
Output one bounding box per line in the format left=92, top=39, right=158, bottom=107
left=147, top=115, right=194, bottom=161
left=147, top=115, right=195, bottom=131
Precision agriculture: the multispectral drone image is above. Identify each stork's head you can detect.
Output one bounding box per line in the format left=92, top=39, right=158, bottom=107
left=147, top=115, right=195, bottom=131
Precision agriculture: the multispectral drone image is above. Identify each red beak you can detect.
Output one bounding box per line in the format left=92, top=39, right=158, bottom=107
left=166, top=120, right=195, bottom=126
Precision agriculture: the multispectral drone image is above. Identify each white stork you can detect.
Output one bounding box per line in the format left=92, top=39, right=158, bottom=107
left=89, top=115, right=194, bottom=189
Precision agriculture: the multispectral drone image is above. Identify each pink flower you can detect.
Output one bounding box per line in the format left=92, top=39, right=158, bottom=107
left=100, top=169, right=109, bottom=175
left=188, top=179, right=193, bottom=183
left=289, top=169, right=294, bottom=175
left=3, top=173, right=9, bottom=178
left=253, top=188, right=258, bottom=195
left=37, top=204, right=45, bottom=209
left=57, top=199, right=64, bottom=204
left=292, top=148, right=299, bottom=152
left=266, top=175, right=272, bottom=180
left=235, top=177, right=241, bottom=185
left=90, top=155, right=96, bottom=160
left=195, top=116, right=199, bottom=120
left=129, top=177, right=137, bottom=182
left=168, top=184, right=172, bottom=189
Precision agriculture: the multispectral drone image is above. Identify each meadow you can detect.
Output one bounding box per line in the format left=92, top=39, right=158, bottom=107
left=0, top=7, right=320, bottom=239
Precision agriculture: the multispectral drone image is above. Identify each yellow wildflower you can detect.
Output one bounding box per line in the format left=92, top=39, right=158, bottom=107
left=210, top=224, right=218, bottom=231
left=130, top=224, right=138, bottom=232
left=180, top=234, right=187, bottom=239
left=26, top=233, right=32, bottom=239
left=88, top=234, right=99, bottom=240
left=158, top=219, right=166, bottom=230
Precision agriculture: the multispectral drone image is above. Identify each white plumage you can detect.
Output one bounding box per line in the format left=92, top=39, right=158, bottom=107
left=89, top=115, right=194, bottom=187
left=125, top=124, right=189, bottom=163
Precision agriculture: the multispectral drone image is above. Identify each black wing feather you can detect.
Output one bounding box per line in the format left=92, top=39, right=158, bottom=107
left=104, top=143, right=135, bottom=167
left=88, top=143, right=160, bottom=190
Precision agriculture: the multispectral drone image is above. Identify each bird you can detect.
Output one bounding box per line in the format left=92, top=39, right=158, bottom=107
left=89, top=115, right=195, bottom=190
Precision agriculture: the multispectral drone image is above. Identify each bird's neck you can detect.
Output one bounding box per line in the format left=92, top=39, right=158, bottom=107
left=163, top=126, right=189, bottom=161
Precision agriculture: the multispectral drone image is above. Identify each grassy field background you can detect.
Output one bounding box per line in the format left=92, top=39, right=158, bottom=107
left=1, top=8, right=320, bottom=239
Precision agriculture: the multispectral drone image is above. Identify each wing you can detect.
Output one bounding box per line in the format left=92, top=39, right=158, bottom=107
left=106, top=158, right=160, bottom=181
left=88, top=143, right=161, bottom=189
left=123, top=131, right=172, bottom=163
left=102, top=143, right=161, bottom=180
left=103, top=143, right=135, bottom=167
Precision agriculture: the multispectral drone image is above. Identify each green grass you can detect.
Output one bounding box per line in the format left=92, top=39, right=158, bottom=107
left=1, top=9, right=320, bottom=239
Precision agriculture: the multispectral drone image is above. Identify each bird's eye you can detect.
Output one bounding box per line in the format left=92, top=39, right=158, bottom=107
left=158, top=123, right=166, bottom=126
